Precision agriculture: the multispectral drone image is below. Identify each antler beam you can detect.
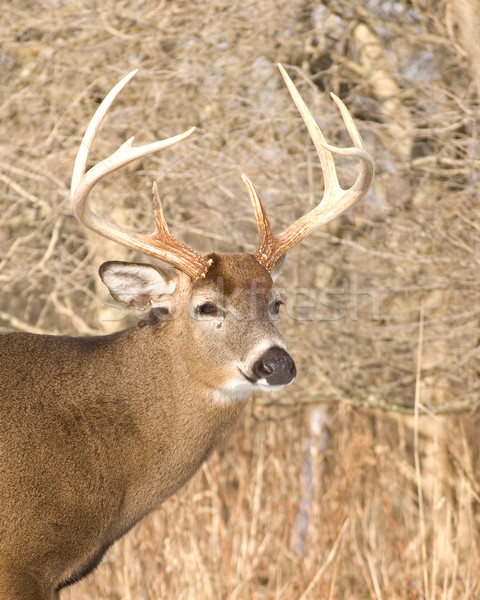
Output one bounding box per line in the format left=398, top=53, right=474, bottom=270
left=71, top=70, right=211, bottom=280
left=72, top=66, right=373, bottom=279
left=244, top=64, right=374, bottom=272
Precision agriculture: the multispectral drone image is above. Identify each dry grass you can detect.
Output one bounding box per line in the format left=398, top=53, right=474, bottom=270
left=2, top=0, right=480, bottom=597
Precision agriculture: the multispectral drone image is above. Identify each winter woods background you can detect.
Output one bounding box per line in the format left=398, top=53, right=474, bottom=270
left=1, top=1, right=480, bottom=597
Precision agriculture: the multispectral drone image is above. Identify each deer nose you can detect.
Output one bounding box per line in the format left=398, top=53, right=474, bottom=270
left=252, top=346, right=296, bottom=386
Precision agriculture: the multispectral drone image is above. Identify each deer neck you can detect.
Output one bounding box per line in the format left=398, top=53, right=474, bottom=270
left=103, top=319, right=248, bottom=515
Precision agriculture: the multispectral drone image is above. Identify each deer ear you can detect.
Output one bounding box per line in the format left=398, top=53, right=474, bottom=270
left=99, top=261, right=177, bottom=310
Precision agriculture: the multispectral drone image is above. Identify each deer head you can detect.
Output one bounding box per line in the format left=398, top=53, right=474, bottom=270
left=70, top=66, right=373, bottom=402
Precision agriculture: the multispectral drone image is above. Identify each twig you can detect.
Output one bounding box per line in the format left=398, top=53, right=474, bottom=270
left=298, top=518, right=350, bottom=600
left=0, top=310, right=51, bottom=335
left=414, top=305, right=429, bottom=598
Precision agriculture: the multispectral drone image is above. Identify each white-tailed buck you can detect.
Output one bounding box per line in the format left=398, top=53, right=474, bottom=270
left=0, top=65, right=373, bottom=598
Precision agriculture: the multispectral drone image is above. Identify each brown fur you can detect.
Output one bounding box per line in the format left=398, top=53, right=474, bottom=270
left=0, top=253, right=287, bottom=598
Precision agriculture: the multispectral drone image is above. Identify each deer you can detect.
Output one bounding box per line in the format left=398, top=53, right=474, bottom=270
left=0, top=64, right=373, bottom=599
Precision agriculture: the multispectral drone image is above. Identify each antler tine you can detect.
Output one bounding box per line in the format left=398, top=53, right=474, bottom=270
left=241, top=174, right=274, bottom=263
left=71, top=70, right=211, bottom=280
left=246, top=64, right=374, bottom=272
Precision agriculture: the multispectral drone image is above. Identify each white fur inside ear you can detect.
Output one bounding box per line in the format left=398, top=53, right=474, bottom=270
left=100, top=262, right=177, bottom=309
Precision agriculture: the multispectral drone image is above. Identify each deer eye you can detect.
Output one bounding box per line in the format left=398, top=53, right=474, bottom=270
left=270, top=299, right=283, bottom=315
left=197, top=302, right=223, bottom=318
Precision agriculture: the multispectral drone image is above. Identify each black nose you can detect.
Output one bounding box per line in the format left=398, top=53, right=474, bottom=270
left=252, top=346, right=296, bottom=386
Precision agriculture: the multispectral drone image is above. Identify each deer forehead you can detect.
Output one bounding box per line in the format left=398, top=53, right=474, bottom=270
left=192, top=253, right=274, bottom=302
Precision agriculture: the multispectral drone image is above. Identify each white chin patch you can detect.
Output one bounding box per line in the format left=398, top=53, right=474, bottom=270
left=213, top=375, right=287, bottom=403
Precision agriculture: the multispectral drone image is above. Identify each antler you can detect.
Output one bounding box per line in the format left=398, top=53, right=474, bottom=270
left=243, top=64, right=374, bottom=272
left=71, top=70, right=212, bottom=280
